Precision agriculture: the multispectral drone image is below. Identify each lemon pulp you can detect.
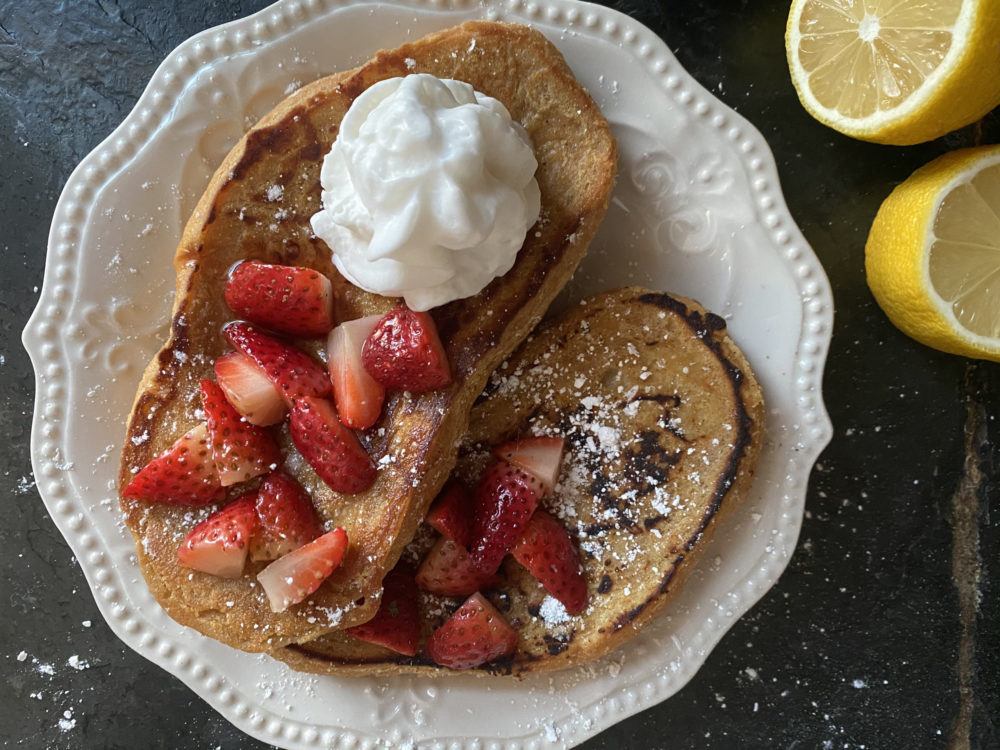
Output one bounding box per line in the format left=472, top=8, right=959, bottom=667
left=798, top=0, right=957, bottom=118
left=929, top=161, right=1000, bottom=338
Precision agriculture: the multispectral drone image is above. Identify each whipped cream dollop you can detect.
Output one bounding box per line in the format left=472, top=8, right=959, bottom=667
left=310, top=74, right=541, bottom=311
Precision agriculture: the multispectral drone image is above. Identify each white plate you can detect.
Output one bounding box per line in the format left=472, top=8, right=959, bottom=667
left=23, top=0, right=833, bottom=747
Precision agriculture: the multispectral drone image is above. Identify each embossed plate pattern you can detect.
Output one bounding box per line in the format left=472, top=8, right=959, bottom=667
left=23, top=0, right=834, bottom=747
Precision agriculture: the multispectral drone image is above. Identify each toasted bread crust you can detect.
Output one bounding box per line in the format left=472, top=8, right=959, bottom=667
left=118, top=22, right=616, bottom=652
left=277, top=287, right=764, bottom=676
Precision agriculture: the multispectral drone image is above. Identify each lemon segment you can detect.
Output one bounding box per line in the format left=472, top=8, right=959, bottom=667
left=786, top=0, right=1000, bottom=145
left=866, top=145, right=1000, bottom=361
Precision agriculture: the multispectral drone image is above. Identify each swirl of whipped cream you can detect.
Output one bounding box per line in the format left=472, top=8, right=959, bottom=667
left=310, top=74, right=541, bottom=311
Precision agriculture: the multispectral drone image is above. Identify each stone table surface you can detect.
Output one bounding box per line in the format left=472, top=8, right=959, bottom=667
left=1, top=1, right=997, bottom=748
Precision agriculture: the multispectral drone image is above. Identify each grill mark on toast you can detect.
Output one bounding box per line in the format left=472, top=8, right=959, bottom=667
left=612, top=561, right=680, bottom=632
left=282, top=642, right=518, bottom=675
left=205, top=103, right=324, bottom=228
left=543, top=634, right=571, bottom=656
left=229, top=104, right=319, bottom=181
left=284, top=642, right=422, bottom=668
left=637, top=292, right=755, bottom=549
left=439, top=217, right=579, bottom=378
left=120, top=280, right=197, bottom=479
left=335, top=71, right=370, bottom=105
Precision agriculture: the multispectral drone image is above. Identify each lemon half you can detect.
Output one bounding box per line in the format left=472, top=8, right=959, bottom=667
left=866, top=145, right=1000, bottom=361
left=786, top=0, right=1000, bottom=145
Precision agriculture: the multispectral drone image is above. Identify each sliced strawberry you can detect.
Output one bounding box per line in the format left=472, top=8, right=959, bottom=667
left=213, top=351, right=286, bottom=426
left=177, top=493, right=257, bottom=578
left=256, top=527, right=348, bottom=612
left=250, top=471, right=323, bottom=562
left=467, top=459, right=543, bottom=574
left=200, top=380, right=281, bottom=487
left=416, top=536, right=499, bottom=597
left=327, top=315, right=386, bottom=430
left=345, top=563, right=420, bottom=656
left=426, top=592, right=518, bottom=670
left=123, top=423, right=225, bottom=506
left=361, top=305, right=451, bottom=392
left=425, top=482, right=473, bottom=549
left=289, top=396, right=377, bottom=493
left=225, top=261, right=335, bottom=338
left=223, top=321, right=331, bottom=406
left=492, top=436, right=565, bottom=495
left=512, top=510, right=588, bottom=615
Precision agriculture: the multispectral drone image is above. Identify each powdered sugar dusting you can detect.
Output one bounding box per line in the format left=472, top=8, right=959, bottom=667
left=14, top=474, right=36, bottom=495
left=58, top=708, right=76, bottom=732
left=447, top=292, right=749, bottom=662
left=12, top=645, right=98, bottom=736
left=539, top=595, right=569, bottom=625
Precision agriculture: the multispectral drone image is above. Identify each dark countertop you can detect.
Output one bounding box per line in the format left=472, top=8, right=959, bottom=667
left=1, top=1, right=997, bottom=748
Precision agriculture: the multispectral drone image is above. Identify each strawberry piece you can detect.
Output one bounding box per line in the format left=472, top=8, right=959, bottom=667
left=361, top=305, right=451, bottom=392
left=223, top=321, right=331, bottom=406
left=345, top=564, right=421, bottom=656
left=416, top=536, right=499, bottom=597
left=213, top=351, right=286, bottom=426
left=123, top=423, right=225, bottom=506
left=225, top=261, right=334, bottom=338
left=492, top=436, right=565, bottom=495
left=467, top=459, right=543, bottom=574
left=177, top=493, right=257, bottom=578
left=250, top=471, right=323, bottom=562
left=327, top=315, right=386, bottom=430
left=512, top=510, right=588, bottom=615
left=426, top=592, right=518, bottom=670
left=289, top=396, right=377, bottom=493
left=200, top=380, right=281, bottom=487
left=425, top=482, right=474, bottom=549
left=256, top=527, right=348, bottom=612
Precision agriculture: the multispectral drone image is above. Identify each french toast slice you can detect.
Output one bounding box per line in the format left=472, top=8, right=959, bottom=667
left=276, top=287, right=765, bottom=675
left=117, top=21, right=616, bottom=653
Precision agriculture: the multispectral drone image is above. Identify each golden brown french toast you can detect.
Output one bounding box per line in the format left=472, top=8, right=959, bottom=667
left=117, top=21, right=616, bottom=653
left=276, top=287, right=764, bottom=675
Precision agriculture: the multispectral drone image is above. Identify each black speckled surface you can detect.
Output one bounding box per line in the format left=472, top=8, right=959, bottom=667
left=2, top=1, right=998, bottom=748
